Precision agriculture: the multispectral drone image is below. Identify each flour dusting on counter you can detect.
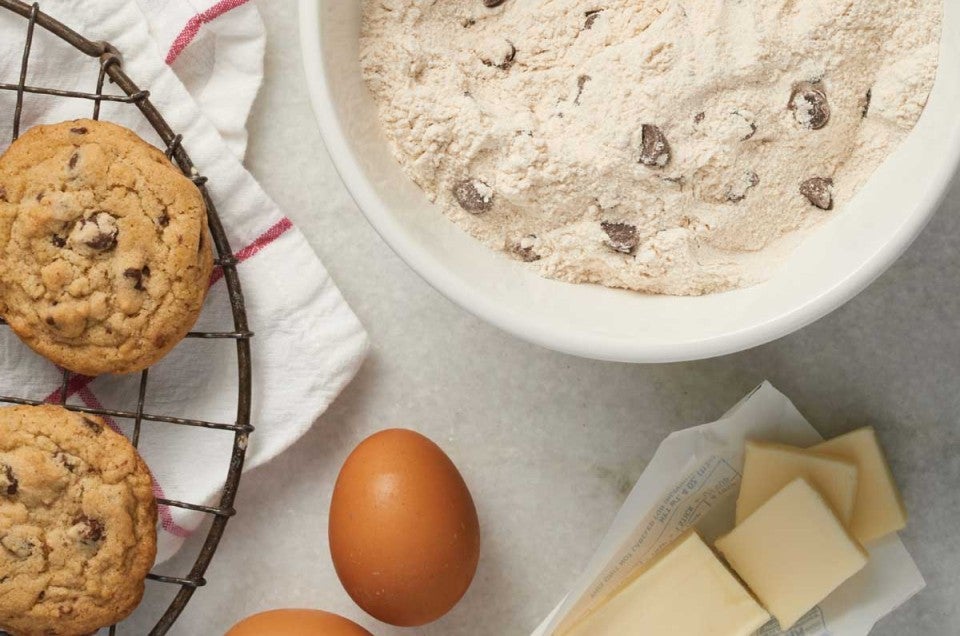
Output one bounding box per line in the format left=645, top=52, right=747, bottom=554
left=360, top=0, right=942, bottom=295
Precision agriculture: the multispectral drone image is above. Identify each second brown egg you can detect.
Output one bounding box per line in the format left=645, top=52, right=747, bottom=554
left=328, top=428, right=481, bottom=627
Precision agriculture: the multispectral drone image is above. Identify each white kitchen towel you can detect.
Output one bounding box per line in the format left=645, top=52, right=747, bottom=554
left=134, top=0, right=265, bottom=158
left=0, top=0, right=369, bottom=563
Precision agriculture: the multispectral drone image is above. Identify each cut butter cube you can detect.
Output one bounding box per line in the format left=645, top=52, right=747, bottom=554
left=736, top=440, right=858, bottom=525
left=716, top=478, right=868, bottom=630
left=812, top=427, right=907, bottom=543
left=564, top=530, right=769, bottom=636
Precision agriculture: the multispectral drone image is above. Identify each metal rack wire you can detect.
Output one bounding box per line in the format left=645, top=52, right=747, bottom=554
left=0, top=1, right=254, bottom=633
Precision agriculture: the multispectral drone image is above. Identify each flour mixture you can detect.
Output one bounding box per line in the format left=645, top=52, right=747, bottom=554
left=361, top=0, right=942, bottom=295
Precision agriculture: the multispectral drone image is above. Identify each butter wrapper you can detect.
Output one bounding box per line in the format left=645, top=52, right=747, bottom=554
left=533, top=382, right=924, bottom=636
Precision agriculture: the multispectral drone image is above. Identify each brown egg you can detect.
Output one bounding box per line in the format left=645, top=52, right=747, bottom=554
left=329, top=428, right=481, bottom=627
left=226, top=609, right=372, bottom=635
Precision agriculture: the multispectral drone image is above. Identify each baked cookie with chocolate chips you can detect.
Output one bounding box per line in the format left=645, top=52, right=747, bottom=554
left=0, top=405, right=157, bottom=635
left=0, top=119, right=214, bottom=375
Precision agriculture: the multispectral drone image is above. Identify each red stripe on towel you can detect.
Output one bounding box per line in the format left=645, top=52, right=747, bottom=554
left=209, top=216, right=293, bottom=286
left=166, top=0, right=251, bottom=65
left=43, top=373, right=94, bottom=404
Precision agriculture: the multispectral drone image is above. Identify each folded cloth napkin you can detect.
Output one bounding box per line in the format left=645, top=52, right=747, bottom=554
left=0, top=0, right=369, bottom=563
left=134, top=0, right=266, bottom=159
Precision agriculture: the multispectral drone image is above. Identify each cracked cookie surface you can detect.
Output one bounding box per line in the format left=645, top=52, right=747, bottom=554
left=0, top=119, right=214, bottom=375
left=0, top=405, right=157, bottom=635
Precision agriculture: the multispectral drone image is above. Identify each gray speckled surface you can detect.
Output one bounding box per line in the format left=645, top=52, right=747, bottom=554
left=128, top=4, right=960, bottom=634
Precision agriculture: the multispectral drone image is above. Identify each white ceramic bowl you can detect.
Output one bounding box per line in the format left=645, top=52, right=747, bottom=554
left=299, top=0, right=960, bottom=363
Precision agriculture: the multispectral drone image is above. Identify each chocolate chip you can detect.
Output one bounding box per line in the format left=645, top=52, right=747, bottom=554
left=74, top=517, right=104, bottom=544
left=51, top=235, right=66, bottom=247
left=511, top=235, right=541, bottom=262
left=124, top=267, right=145, bottom=291
left=694, top=112, right=705, bottom=125
left=861, top=88, right=872, bottom=118
left=574, top=75, right=591, bottom=105
left=483, top=0, right=506, bottom=6
left=54, top=452, right=78, bottom=473
left=789, top=81, right=830, bottom=130
left=75, top=212, right=118, bottom=251
left=1, top=464, right=17, bottom=496
left=0, top=186, right=6, bottom=202
left=82, top=417, right=103, bottom=434
left=725, top=171, right=760, bottom=203
left=453, top=179, right=494, bottom=213
left=142, top=265, right=151, bottom=277
left=70, top=126, right=88, bottom=134
left=800, top=177, right=834, bottom=210
left=601, top=221, right=639, bottom=254
left=584, top=10, right=602, bottom=30
left=45, top=316, right=55, bottom=326
left=158, top=212, right=170, bottom=227
left=68, top=152, right=79, bottom=169
left=87, top=233, right=116, bottom=250
left=638, top=124, right=671, bottom=168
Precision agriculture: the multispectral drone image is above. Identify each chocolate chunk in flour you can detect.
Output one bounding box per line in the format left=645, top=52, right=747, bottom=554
left=726, top=171, right=760, bottom=203
left=601, top=222, right=640, bottom=254
left=638, top=125, right=671, bottom=168
left=800, top=177, right=834, bottom=210
left=482, top=39, right=516, bottom=70
left=511, top=235, right=541, bottom=262
left=789, top=81, right=831, bottom=130
left=453, top=179, right=494, bottom=213
left=584, top=10, right=602, bottom=30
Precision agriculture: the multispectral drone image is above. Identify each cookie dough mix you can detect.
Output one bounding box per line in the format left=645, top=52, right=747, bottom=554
left=361, top=0, right=942, bottom=295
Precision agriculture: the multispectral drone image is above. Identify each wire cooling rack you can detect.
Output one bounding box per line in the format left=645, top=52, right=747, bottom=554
left=0, top=1, right=253, bottom=633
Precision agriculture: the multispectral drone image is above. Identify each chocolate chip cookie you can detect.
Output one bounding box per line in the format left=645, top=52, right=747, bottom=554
left=0, top=119, right=214, bottom=375
left=0, top=405, right=157, bottom=635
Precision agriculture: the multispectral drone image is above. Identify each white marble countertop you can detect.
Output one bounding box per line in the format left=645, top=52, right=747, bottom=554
left=129, top=5, right=960, bottom=635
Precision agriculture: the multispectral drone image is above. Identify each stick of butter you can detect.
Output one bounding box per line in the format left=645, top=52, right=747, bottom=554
left=716, top=478, right=868, bottom=630
left=735, top=440, right=858, bottom=525
left=812, top=426, right=908, bottom=543
left=562, top=530, right=769, bottom=636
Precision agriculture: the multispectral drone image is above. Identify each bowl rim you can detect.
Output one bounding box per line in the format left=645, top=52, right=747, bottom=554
left=297, top=0, right=960, bottom=363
